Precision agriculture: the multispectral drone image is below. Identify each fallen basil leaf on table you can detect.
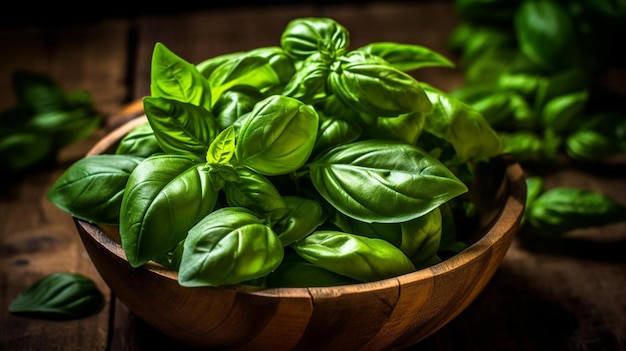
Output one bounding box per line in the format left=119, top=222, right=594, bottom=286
left=9, top=273, right=104, bottom=320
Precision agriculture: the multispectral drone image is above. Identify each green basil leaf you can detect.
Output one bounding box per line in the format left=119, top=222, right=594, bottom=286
left=366, top=112, right=425, bottom=145
left=266, top=249, right=359, bottom=287
left=207, top=54, right=281, bottom=103
left=236, top=95, right=319, bottom=175
left=528, top=187, right=626, bottom=235
left=115, top=122, right=162, bottom=157
left=224, top=167, right=289, bottom=222
left=143, top=96, right=219, bottom=160
left=312, top=113, right=362, bottom=156
left=541, top=90, right=588, bottom=133
left=47, top=154, right=143, bottom=224
left=292, top=231, right=416, bottom=282
left=422, top=83, right=503, bottom=162
left=9, top=273, right=104, bottom=320
left=514, top=1, right=579, bottom=70
left=212, top=85, right=264, bottom=130
left=120, top=155, right=218, bottom=267
left=206, top=125, right=235, bottom=164
left=12, top=70, right=67, bottom=113
left=329, top=51, right=432, bottom=117
left=357, top=42, right=454, bottom=71
left=500, top=131, right=545, bottom=162
left=280, top=17, right=349, bottom=61
left=274, top=196, right=327, bottom=246
left=179, top=207, right=284, bottom=287
left=399, top=207, right=442, bottom=269
left=281, top=52, right=330, bottom=104
left=309, top=140, right=468, bottom=223
left=150, top=42, right=212, bottom=111
left=565, top=113, right=626, bottom=161
left=0, top=131, right=53, bottom=173
left=196, top=51, right=244, bottom=78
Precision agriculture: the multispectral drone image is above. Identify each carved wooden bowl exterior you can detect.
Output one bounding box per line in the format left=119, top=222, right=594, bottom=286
left=74, top=115, right=526, bottom=351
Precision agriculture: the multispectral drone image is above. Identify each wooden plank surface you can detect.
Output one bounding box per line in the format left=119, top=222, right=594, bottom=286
left=1, top=2, right=625, bottom=350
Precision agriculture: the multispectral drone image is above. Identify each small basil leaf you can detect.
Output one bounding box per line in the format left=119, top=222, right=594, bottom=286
left=274, top=196, right=327, bottom=246
left=143, top=96, right=220, bottom=160
left=224, top=167, right=289, bottom=222
left=206, top=126, right=235, bottom=165
left=9, top=273, right=104, bottom=320
left=116, top=122, right=162, bottom=157
left=236, top=95, right=319, bottom=175
left=179, top=207, right=284, bottom=287
left=120, top=155, right=218, bottom=267
left=47, top=154, right=144, bottom=224
left=309, top=140, right=468, bottom=223
left=312, top=113, right=362, bottom=156
left=528, top=187, right=626, bottom=235
left=292, top=231, right=416, bottom=282
left=212, top=85, right=264, bottom=130
left=357, top=42, right=454, bottom=71
left=150, top=42, right=212, bottom=111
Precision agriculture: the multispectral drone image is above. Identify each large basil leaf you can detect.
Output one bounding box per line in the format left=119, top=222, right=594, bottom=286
left=422, top=83, right=503, bottom=162
left=280, top=17, right=349, bottom=61
left=329, top=51, right=432, bottom=117
left=308, top=140, right=468, bottom=223
left=9, top=273, right=104, bottom=320
left=47, top=154, right=143, bottom=224
left=291, top=231, right=416, bottom=282
left=224, top=167, right=289, bottom=222
left=178, top=207, right=284, bottom=287
left=150, top=42, right=212, bottom=111
left=357, top=42, right=454, bottom=71
left=236, top=95, right=319, bottom=175
left=143, top=96, right=219, bottom=160
left=120, top=155, right=218, bottom=267
left=115, top=122, right=162, bottom=157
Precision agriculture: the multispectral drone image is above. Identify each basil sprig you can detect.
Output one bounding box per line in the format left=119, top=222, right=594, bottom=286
left=49, top=17, right=502, bottom=287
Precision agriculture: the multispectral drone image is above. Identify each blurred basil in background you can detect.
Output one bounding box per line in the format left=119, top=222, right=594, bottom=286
left=448, top=0, right=626, bottom=240
left=0, top=70, right=103, bottom=182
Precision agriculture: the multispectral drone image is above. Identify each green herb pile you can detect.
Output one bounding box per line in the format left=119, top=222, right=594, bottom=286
left=0, top=70, right=103, bottom=181
left=48, top=17, right=503, bottom=288
left=449, top=0, right=626, bottom=239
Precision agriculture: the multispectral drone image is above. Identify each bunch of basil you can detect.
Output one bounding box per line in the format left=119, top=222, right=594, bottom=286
left=449, top=0, right=626, bottom=237
left=48, top=17, right=502, bottom=288
left=0, top=70, right=103, bottom=181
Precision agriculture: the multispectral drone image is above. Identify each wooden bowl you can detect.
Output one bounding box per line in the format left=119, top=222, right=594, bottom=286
left=74, top=114, right=526, bottom=351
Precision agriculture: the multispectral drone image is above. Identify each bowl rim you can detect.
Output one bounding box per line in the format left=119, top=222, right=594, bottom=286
left=79, top=115, right=526, bottom=297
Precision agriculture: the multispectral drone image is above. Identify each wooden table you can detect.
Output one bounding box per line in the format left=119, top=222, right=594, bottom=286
left=1, top=1, right=625, bottom=350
